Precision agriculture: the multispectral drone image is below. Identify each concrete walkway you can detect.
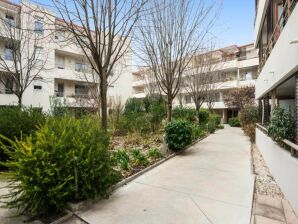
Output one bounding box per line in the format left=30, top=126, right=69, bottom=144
left=67, top=126, right=255, bottom=224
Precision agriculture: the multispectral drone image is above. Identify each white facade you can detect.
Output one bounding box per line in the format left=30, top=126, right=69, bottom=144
left=0, top=0, right=133, bottom=112
left=132, top=44, right=259, bottom=123
left=255, top=0, right=298, bottom=214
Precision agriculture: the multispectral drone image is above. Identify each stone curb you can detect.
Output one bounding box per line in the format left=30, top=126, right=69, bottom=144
left=49, top=135, right=208, bottom=224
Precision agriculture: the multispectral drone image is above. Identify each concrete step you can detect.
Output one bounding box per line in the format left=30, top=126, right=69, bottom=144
left=253, top=195, right=298, bottom=224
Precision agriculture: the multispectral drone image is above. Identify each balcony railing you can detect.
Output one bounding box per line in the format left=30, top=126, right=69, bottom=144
left=259, top=0, right=297, bottom=71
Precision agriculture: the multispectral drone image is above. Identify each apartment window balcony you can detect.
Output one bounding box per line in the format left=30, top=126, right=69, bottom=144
left=259, top=0, right=297, bottom=71
left=4, top=47, right=14, bottom=61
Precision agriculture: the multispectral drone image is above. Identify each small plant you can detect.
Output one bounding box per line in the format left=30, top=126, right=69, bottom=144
left=124, top=98, right=144, bottom=114
left=268, top=107, right=295, bottom=142
left=0, top=116, right=121, bottom=216
left=130, top=148, right=149, bottom=167
left=229, top=117, right=241, bottom=127
left=148, top=148, right=163, bottom=160
left=164, top=120, right=193, bottom=151
left=172, top=106, right=197, bottom=122
left=240, top=106, right=259, bottom=127
left=206, top=122, right=216, bottom=133
left=114, top=149, right=130, bottom=170
left=199, top=109, right=209, bottom=124
left=209, top=113, right=221, bottom=126
left=217, top=125, right=224, bottom=129
left=192, top=125, right=206, bottom=139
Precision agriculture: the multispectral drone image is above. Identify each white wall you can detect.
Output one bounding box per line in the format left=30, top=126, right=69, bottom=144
left=256, top=129, right=298, bottom=214
left=254, top=0, right=269, bottom=46
left=255, top=5, right=298, bottom=99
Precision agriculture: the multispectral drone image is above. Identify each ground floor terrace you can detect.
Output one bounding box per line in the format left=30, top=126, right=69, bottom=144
left=256, top=71, right=298, bottom=214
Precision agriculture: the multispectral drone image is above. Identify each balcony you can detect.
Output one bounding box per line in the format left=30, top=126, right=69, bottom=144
left=259, top=0, right=297, bottom=71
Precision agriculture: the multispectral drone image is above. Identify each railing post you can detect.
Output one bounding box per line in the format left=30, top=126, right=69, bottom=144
left=263, top=97, right=270, bottom=124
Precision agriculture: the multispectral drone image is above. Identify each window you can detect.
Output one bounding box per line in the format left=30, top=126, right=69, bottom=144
left=57, top=83, right=64, bottom=97
left=245, top=72, right=253, bottom=80
left=75, top=61, right=87, bottom=72
left=5, top=14, right=14, bottom=27
left=33, top=79, right=42, bottom=90
left=184, top=95, right=192, bottom=104
left=5, top=77, right=13, bottom=94
left=75, top=84, right=89, bottom=96
left=4, top=46, right=13, bottom=61
left=35, top=20, right=44, bottom=34
left=35, top=46, right=43, bottom=65
left=56, top=56, right=65, bottom=69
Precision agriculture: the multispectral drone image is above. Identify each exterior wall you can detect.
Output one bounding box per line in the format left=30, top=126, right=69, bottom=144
left=132, top=44, right=259, bottom=123
left=0, top=0, right=132, bottom=112
left=254, top=0, right=269, bottom=46
left=256, top=128, right=298, bottom=214
left=255, top=5, right=298, bottom=99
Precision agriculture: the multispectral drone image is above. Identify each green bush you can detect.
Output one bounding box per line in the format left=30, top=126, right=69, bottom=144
left=165, top=120, right=193, bottom=151
left=172, top=106, right=197, bottom=122
left=206, top=122, right=216, bottom=133
left=0, top=107, right=46, bottom=168
left=199, top=109, right=209, bottom=124
left=192, top=125, right=206, bottom=139
left=240, top=106, right=259, bottom=127
left=130, top=148, right=149, bottom=167
left=229, top=117, right=241, bottom=127
left=0, top=116, right=120, bottom=216
left=121, top=113, right=152, bottom=134
left=209, top=113, right=221, bottom=126
left=217, top=125, right=225, bottom=129
left=148, top=148, right=163, bottom=160
left=113, top=149, right=130, bottom=171
left=268, top=107, right=295, bottom=142
left=124, top=98, right=144, bottom=114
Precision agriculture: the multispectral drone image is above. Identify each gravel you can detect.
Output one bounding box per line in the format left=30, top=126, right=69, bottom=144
left=252, top=144, right=284, bottom=199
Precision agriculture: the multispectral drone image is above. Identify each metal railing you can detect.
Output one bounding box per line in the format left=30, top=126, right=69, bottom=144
left=259, top=0, right=297, bottom=71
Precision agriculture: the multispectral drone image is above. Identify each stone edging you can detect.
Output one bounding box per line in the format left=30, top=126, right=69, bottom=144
left=50, top=135, right=208, bottom=224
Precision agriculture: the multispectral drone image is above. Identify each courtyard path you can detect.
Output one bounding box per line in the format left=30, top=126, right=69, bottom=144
left=67, top=126, right=255, bottom=224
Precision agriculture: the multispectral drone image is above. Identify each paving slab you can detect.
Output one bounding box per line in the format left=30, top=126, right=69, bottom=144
left=73, top=126, right=255, bottom=224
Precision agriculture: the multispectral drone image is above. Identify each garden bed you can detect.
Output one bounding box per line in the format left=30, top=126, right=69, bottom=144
left=252, top=144, right=284, bottom=199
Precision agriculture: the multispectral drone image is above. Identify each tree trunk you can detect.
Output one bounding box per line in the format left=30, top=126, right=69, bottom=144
left=195, top=102, right=201, bottom=124
left=167, top=96, right=173, bottom=122
left=17, top=94, right=22, bottom=107
left=100, top=78, right=108, bottom=132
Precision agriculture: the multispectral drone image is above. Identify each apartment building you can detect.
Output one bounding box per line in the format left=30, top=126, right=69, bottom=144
left=0, top=0, right=133, bottom=112
left=132, top=44, right=259, bottom=123
left=254, top=0, right=298, bottom=214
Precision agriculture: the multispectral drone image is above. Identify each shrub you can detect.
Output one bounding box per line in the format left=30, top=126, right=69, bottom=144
left=192, top=125, right=206, bottom=139
left=148, top=148, right=163, bottom=160
left=124, top=98, right=144, bottom=114
left=113, top=149, right=130, bottom=171
left=122, top=113, right=152, bottom=134
left=244, top=124, right=256, bottom=142
left=0, top=116, right=120, bottom=216
left=240, top=106, right=259, bottom=127
left=268, top=107, right=295, bottom=142
left=229, top=117, right=241, bottom=127
left=206, top=122, right=216, bottom=133
left=209, top=113, right=221, bottom=126
left=172, top=106, right=197, bottom=122
left=217, top=125, right=225, bottom=129
left=199, top=109, right=209, bottom=124
left=130, top=148, right=149, bottom=167
left=0, top=107, right=46, bottom=168
left=165, top=120, right=193, bottom=151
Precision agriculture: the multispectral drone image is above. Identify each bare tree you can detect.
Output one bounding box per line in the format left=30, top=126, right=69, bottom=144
left=224, top=85, right=255, bottom=110
left=0, top=5, right=49, bottom=106
left=183, top=44, right=217, bottom=116
left=51, top=0, right=146, bottom=131
left=136, top=0, right=219, bottom=122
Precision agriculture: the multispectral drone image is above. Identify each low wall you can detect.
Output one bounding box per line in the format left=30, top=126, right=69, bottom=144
left=256, top=128, right=298, bottom=214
